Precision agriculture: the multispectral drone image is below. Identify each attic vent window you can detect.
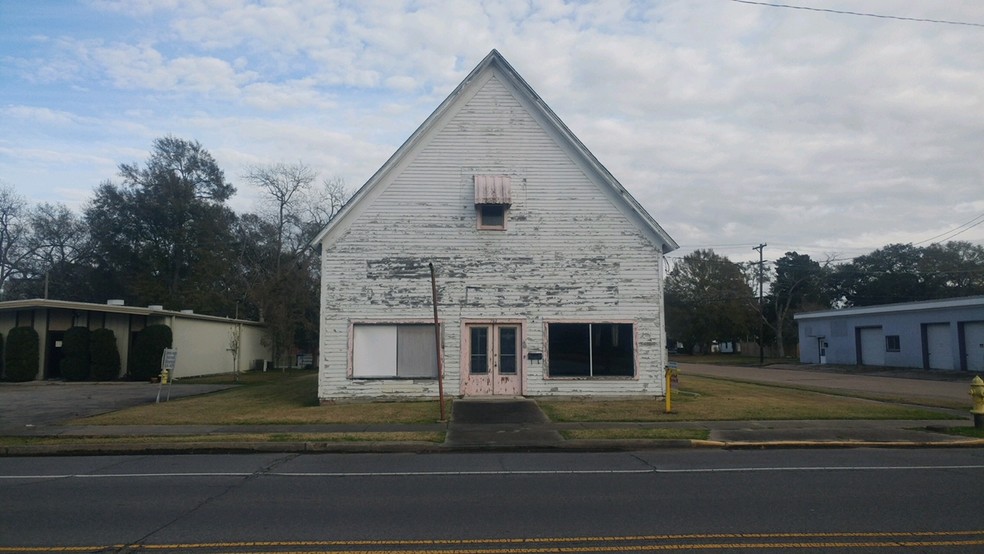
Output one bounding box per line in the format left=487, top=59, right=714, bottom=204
left=474, top=175, right=511, bottom=230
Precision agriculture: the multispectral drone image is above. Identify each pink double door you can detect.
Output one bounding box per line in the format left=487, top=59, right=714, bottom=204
left=461, top=322, right=522, bottom=396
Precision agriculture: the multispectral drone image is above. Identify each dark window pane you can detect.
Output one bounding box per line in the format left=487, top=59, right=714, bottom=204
left=885, top=335, right=900, bottom=353
left=591, top=324, right=633, bottom=376
left=470, top=327, right=488, bottom=374
left=499, top=326, right=517, bottom=374
left=548, top=323, right=590, bottom=376
left=480, top=205, right=505, bottom=227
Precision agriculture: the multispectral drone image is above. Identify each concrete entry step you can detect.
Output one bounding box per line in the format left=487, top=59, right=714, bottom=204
left=451, top=398, right=550, bottom=424
left=445, top=398, right=562, bottom=448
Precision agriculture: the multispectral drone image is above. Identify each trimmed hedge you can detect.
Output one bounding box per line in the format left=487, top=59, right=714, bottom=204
left=4, top=327, right=40, bottom=382
left=60, top=326, right=91, bottom=381
left=90, top=328, right=121, bottom=381
left=129, top=324, right=172, bottom=381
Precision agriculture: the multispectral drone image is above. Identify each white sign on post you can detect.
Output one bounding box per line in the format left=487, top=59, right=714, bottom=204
left=161, top=348, right=178, bottom=371
left=156, top=349, right=178, bottom=403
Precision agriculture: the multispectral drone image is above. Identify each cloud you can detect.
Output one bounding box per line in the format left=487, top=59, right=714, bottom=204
left=240, top=80, right=336, bottom=111
left=2, top=106, right=81, bottom=126
left=1, top=0, right=982, bottom=262
left=90, top=43, right=255, bottom=96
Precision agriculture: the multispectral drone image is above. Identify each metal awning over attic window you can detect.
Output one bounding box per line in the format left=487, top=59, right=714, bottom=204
left=474, top=175, right=512, bottom=206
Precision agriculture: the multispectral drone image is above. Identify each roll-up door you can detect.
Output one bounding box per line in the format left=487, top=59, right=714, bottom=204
left=925, top=323, right=953, bottom=370
left=962, top=322, right=984, bottom=372
left=858, top=327, right=885, bottom=366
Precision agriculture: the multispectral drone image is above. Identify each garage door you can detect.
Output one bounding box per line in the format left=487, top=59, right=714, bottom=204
left=925, top=323, right=954, bottom=370
left=858, top=327, right=885, bottom=366
left=963, top=322, right=984, bottom=372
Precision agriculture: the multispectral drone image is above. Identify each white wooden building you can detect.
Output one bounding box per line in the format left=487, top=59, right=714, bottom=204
left=313, top=50, right=678, bottom=400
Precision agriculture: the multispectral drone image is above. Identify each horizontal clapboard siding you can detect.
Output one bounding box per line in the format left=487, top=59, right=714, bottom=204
left=319, top=70, right=668, bottom=400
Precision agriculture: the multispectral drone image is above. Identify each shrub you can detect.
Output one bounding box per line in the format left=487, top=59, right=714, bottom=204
left=90, top=328, right=121, bottom=381
left=60, top=326, right=91, bottom=381
left=4, top=327, right=40, bottom=382
left=129, top=324, right=172, bottom=381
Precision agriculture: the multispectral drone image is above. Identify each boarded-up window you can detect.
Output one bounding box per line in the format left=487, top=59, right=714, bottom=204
left=352, top=324, right=439, bottom=378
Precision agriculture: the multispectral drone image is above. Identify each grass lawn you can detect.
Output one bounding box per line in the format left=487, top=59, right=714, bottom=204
left=77, top=370, right=451, bottom=426
left=669, top=354, right=795, bottom=366
left=937, top=427, right=984, bottom=439
left=538, top=375, right=955, bottom=422
left=0, top=432, right=445, bottom=447
left=72, top=370, right=957, bottom=429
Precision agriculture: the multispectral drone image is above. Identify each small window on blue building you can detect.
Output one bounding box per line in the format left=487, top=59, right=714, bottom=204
left=885, top=335, right=901, bottom=352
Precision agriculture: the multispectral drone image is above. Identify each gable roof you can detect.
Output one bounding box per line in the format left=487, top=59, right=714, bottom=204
left=311, top=49, right=678, bottom=254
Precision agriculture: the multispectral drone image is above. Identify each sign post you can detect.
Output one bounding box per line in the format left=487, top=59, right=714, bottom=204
left=157, top=348, right=178, bottom=403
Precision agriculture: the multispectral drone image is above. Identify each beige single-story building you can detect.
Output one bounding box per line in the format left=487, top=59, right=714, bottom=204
left=0, top=299, right=270, bottom=380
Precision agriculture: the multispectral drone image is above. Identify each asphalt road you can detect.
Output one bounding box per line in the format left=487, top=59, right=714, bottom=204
left=3, top=449, right=983, bottom=552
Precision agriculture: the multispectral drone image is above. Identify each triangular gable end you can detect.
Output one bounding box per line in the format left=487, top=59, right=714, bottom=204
left=311, top=49, right=678, bottom=254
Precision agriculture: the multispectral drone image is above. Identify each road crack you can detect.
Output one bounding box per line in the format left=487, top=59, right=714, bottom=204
left=113, top=453, right=300, bottom=553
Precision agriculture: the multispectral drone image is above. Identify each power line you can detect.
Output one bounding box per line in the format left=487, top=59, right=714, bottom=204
left=937, top=218, right=984, bottom=243
left=913, top=212, right=984, bottom=245
left=730, top=0, right=984, bottom=28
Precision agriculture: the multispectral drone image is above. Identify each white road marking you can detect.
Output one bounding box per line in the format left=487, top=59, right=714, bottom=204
left=2, top=465, right=983, bottom=480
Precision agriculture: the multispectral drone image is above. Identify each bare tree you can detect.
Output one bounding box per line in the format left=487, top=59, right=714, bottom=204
left=239, top=164, right=349, bottom=369
left=22, top=203, right=93, bottom=298
left=304, top=175, right=349, bottom=239
left=0, top=183, right=28, bottom=299
left=228, top=325, right=241, bottom=382
left=243, top=162, right=316, bottom=269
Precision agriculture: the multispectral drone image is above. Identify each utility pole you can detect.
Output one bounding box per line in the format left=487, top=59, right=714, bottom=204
left=753, top=243, right=767, bottom=366
left=428, top=262, right=446, bottom=422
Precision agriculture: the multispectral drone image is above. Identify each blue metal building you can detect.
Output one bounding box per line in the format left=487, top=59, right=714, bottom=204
left=795, top=296, right=984, bottom=372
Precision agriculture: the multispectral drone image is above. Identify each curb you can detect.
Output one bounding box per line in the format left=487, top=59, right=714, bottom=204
left=4, top=438, right=984, bottom=457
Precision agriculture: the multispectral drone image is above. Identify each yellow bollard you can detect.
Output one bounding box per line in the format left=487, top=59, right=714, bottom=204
left=665, top=367, right=672, bottom=413
left=970, top=376, right=984, bottom=429
left=664, top=364, right=678, bottom=413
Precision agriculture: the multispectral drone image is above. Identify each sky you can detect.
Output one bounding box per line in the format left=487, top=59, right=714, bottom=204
left=1, top=0, right=982, bottom=265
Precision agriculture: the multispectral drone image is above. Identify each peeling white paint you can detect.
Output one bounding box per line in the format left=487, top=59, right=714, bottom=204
left=317, top=56, right=674, bottom=401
